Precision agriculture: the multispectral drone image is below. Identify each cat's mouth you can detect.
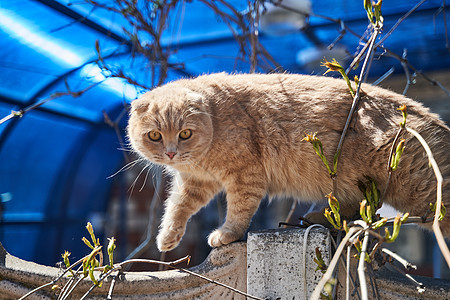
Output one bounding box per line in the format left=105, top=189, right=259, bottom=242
left=156, top=152, right=191, bottom=166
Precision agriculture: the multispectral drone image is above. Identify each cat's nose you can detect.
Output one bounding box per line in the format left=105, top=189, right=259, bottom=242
left=165, top=151, right=177, bottom=159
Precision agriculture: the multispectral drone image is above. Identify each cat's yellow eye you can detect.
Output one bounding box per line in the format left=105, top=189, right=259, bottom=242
left=147, top=131, right=162, bottom=142
left=179, top=129, right=192, bottom=140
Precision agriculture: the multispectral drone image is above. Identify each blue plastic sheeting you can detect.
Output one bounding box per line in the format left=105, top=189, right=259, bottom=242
left=0, top=106, right=125, bottom=264
left=0, top=1, right=120, bottom=103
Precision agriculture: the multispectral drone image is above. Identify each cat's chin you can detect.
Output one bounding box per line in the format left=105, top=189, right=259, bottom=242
left=160, top=158, right=191, bottom=169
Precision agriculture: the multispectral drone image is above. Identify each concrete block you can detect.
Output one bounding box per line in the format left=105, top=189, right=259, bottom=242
left=247, top=227, right=331, bottom=300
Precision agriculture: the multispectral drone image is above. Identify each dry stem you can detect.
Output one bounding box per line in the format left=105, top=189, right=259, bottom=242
left=405, top=127, right=450, bottom=267
left=311, top=226, right=362, bottom=300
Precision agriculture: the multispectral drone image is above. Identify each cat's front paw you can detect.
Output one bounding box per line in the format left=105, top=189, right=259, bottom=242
left=208, top=228, right=241, bottom=248
left=156, top=224, right=185, bottom=252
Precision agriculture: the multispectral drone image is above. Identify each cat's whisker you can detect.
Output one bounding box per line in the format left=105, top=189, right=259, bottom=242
left=128, top=164, right=150, bottom=194
left=139, top=165, right=152, bottom=192
left=107, top=158, right=144, bottom=179
left=117, top=147, right=134, bottom=153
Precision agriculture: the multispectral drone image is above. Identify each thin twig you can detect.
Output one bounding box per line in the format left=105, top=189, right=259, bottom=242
left=57, top=263, right=84, bottom=300
left=19, top=254, right=88, bottom=300
left=357, top=230, right=370, bottom=300
left=248, top=0, right=260, bottom=73
left=60, top=273, right=85, bottom=300
left=175, top=267, right=264, bottom=300
left=381, top=248, right=417, bottom=271
left=330, top=234, right=361, bottom=300
left=406, top=63, right=450, bottom=97
left=282, top=199, right=297, bottom=227
left=400, top=49, right=412, bottom=95
left=334, top=27, right=381, bottom=175
left=375, top=0, right=428, bottom=48
left=18, top=282, right=54, bottom=300
left=346, top=245, right=351, bottom=300
left=311, top=226, right=362, bottom=300
left=328, top=20, right=346, bottom=50
left=382, top=127, right=405, bottom=200
left=0, top=81, right=101, bottom=126
left=367, top=264, right=381, bottom=300
left=372, top=67, right=395, bottom=86
left=106, top=272, right=118, bottom=300
left=405, top=127, right=450, bottom=267
left=387, top=262, right=426, bottom=293
left=302, top=224, right=326, bottom=299
left=443, top=0, right=449, bottom=49
left=345, top=31, right=374, bottom=75
left=379, top=47, right=450, bottom=97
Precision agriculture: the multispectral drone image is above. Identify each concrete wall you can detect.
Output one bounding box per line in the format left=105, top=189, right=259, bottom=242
left=1, top=228, right=449, bottom=299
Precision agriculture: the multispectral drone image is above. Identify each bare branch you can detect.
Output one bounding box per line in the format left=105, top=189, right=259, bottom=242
left=357, top=230, right=370, bottom=300
left=0, top=81, right=101, bottom=126
left=382, top=127, right=405, bottom=200
left=334, top=27, right=381, bottom=177
left=405, top=127, right=450, bottom=267
left=311, top=226, right=362, bottom=300
left=381, top=248, right=417, bottom=271
left=387, top=262, right=425, bottom=293
left=375, top=0, right=428, bottom=48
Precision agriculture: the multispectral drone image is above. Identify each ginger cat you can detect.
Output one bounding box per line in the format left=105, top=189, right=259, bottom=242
left=127, top=73, right=450, bottom=252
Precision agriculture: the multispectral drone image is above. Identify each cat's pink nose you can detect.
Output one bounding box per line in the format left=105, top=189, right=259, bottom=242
left=165, top=151, right=177, bottom=159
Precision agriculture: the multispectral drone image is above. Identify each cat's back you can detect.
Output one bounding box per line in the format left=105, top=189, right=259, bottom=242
left=171, top=73, right=442, bottom=135
left=175, top=73, right=432, bottom=116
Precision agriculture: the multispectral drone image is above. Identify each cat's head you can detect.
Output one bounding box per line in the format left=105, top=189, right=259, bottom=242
left=127, top=86, right=213, bottom=168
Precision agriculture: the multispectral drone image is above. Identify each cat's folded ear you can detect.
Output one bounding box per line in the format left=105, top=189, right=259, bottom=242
left=186, top=91, right=205, bottom=104
left=130, top=99, right=149, bottom=114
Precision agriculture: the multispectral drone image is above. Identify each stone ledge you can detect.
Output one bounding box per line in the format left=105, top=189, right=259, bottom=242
left=2, top=228, right=449, bottom=300
left=373, top=267, right=450, bottom=300
left=0, top=241, right=247, bottom=299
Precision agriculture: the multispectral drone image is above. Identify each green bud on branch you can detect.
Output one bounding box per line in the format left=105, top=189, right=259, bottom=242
left=343, top=220, right=350, bottom=233
left=107, top=237, right=116, bottom=270
left=364, top=0, right=383, bottom=27
left=321, top=193, right=343, bottom=230
left=391, top=139, right=406, bottom=171
left=353, top=236, right=371, bottom=262
left=303, top=132, right=335, bottom=176
left=82, top=246, right=102, bottom=276
left=82, top=237, right=94, bottom=250
left=397, top=104, right=407, bottom=127
left=385, top=213, right=409, bottom=243
left=360, top=200, right=372, bottom=224
left=314, top=248, right=327, bottom=274
left=430, top=202, right=446, bottom=221
left=372, top=217, right=387, bottom=230
left=321, top=278, right=337, bottom=300
left=324, top=209, right=339, bottom=229
left=358, top=177, right=380, bottom=221
left=61, top=251, right=74, bottom=276
left=321, top=58, right=355, bottom=98
left=86, top=222, right=100, bottom=247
